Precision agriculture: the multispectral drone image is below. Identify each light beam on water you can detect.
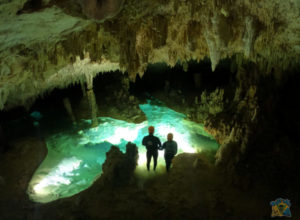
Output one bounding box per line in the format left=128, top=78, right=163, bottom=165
left=28, top=101, right=219, bottom=203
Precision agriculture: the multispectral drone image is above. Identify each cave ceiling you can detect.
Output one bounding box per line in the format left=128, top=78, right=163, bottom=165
left=0, top=0, right=299, bottom=110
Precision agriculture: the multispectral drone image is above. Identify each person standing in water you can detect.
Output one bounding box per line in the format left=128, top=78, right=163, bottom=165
left=142, top=126, right=161, bottom=171
left=161, top=133, right=178, bottom=172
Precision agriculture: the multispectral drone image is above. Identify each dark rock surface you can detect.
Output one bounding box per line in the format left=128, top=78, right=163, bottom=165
left=100, top=142, right=138, bottom=187
left=0, top=137, right=47, bottom=219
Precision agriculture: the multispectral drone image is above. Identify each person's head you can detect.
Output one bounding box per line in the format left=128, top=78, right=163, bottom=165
left=167, top=133, right=173, bottom=141
left=148, top=126, right=155, bottom=134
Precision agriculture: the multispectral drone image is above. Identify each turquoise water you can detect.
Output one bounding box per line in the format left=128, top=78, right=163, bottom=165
left=28, top=101, right=219, bottom=203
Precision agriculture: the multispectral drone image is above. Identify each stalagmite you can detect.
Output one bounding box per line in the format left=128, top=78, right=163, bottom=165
left=63, top=97, right=77, bottom=124
left=85, top=74, right=98, bottom=127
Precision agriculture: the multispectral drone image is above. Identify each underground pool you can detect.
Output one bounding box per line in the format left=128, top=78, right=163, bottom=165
left=27, top=100, right=219, bottom=203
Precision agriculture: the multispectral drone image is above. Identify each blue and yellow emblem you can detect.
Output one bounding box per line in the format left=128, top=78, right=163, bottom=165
left=270, top=198, right=292, bottom=217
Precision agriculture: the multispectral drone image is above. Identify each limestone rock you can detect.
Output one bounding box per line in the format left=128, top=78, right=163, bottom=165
left=0, top=0, right=299, bottom=110
left=100, top=142, right=138, bottom=187
left=0, top=138, right=47, bottom=197
left=204, top=64, right=260, bottom=170
left=79, top=0, right=125, bottom=21
left=190, top=88, right=224, bottom=123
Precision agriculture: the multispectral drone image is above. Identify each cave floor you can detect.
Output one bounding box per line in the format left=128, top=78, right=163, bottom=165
left=1, top=137, right=298, bottom=220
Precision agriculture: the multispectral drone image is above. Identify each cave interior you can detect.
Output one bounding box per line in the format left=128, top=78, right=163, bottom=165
left=0, top=0, right=300, bottom=219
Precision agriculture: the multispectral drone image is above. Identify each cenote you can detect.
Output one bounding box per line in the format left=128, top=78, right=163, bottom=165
left=1, top=1, right=300, bottom=218
left=27, top=98, right=218, bottom=203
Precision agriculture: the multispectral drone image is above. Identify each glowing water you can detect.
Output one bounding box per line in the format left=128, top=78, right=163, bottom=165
left=28, top=101, right=218, bottom=203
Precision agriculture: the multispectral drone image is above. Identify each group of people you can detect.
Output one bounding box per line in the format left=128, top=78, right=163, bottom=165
left=142, top=126, right=178, bottom=172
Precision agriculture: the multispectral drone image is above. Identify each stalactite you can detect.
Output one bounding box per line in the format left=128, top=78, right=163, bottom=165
left=0, top=0, right=299, bottom=110
left=87, top=89, right=98, bottom=127
left=80, top=80, right=87, bottom=98
left=204, top=13, right=223, bottom=71
left=85, top=74, right=98, bottom=127
left=243, top=16, right=255, bottom=58
left=63, top=97, right=77, bottom=124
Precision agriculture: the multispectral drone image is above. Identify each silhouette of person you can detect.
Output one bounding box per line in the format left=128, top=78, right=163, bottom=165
left=142, top=126, right=161, bottom=171
left=161, top=133, right=177, bottom=172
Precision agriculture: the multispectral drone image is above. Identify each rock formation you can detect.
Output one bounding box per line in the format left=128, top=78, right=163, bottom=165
left=100, top=142, right=138, bottom=187
left=79, top=0, right=125, bottom=20
left=1, top=0, right=299, bottom=110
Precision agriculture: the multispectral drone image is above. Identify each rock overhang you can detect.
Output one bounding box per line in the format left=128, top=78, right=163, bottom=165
left=0, top=0, right=299, bottom=110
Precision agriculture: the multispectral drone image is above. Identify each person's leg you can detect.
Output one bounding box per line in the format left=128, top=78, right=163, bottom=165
left=153, top=151, right=158, bottom=171
left=169, top=154, right=174, bottom=170
left=165, top=155, right=170, bottom=172
left=146, top=151, right=152, bottom=171
left=165, top=154, right=174, bottom=172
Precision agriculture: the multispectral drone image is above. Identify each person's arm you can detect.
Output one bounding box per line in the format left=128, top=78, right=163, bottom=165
left=157, top=137, right=162, bottom=149
left=174, top=141, right=178, bottom=155
left=142, top=136, right=146, bottom=146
